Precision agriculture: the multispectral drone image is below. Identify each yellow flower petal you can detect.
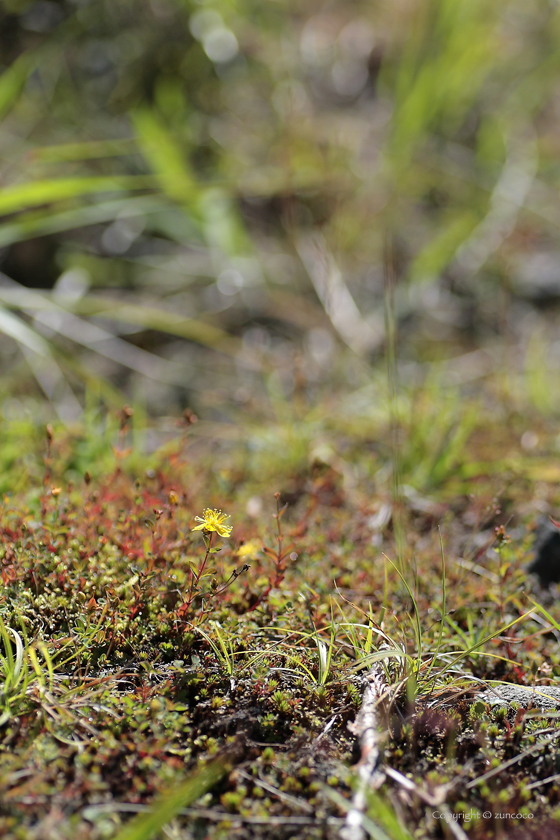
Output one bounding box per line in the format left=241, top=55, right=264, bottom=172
left=237, top=539, right=261, bottom=559
left=191, top=508, right=232, bottom=537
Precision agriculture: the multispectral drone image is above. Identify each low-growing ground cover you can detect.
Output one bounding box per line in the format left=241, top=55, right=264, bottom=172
left=1, top=403, right=560, bottom=840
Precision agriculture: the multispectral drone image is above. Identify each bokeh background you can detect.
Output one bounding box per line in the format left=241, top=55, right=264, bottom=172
left=1, top=0, right=560, bottom=482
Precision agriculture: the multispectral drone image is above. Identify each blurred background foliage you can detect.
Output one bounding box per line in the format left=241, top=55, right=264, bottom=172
left=1, top=0, right=560, bottom=482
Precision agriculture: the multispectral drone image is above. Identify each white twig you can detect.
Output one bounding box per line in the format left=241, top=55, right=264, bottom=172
left=296, top=234, right=383, bottom=356
left=340, top=664, right=387, bottom=840
left=315, top=714, right=337, bottom=742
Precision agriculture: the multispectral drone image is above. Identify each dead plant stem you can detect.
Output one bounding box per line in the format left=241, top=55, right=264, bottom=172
left=340, top=663, right=387, bottom=840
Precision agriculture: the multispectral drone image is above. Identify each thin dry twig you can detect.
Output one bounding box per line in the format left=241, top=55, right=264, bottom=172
left=236, top=768, right=314, bottom=814
left=339, top=663, right=387, bottom=840
left=315, top=714, right=337, bottom=742
left=82, top=801, right=344, bottom=827
left=433, top=811, right=470, bottom=840
left=296, top=233, right=382, bottom=356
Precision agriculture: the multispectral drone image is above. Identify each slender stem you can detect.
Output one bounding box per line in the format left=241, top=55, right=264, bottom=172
left=384, top=231, right=405, bottom=572
left=193, top=532, right=214, bottom=591
left=184, top=531, right=215, bottom=612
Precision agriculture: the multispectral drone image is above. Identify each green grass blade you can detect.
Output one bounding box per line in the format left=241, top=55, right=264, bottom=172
left=9, top=627, right=24, bottom=684
left=444, top=614, right=470, bottom=649
left=422, top=608, right=536, bottom=692
left=0, top=176, right=156, bottom=216
left=316, top=638, right=328, bottom=684
left=0, top=307, right=51, bottom=355
left=0, top=52, right=33, bottom=121
left=383, top=555, right=422, bottom=665
left=133, top=109, right=199, bottom=206
left=0, top=618, right=15, bottom=689
left=365, top=605, right=375, bottom=656
left=29, top=643, right=54, bottom=694
left=527, top=598, right=560, bottom=632
left=27, top=647, right=45, bottom=689
left=111, top=758, right=228, bottom=840
left=0, top=196, right=169, bottom=247
left=326, top=786, right=412, bottom=840
left=0, top=291, right=239, bottom=355
left=424, top=528, right=446, bottom=683
left=352, top=648, right=410, bottom=672
left=193, top=625, right=232, bottom=675
left=30, top=138, right=139, bottom=163
left=210, top=621, right=234, bottom=677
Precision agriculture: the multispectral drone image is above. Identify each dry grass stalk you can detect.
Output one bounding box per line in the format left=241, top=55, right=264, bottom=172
left=340, top=663, right=388, bottom=840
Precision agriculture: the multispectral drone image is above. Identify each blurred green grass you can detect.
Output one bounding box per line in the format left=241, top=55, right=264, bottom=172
left=3, top=8, right=560, bottom=836
left=0, top=0, right=559, bottom=470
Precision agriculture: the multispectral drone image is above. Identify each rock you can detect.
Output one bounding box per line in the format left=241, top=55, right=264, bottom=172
left=477, top=684, right=560, bottom=711
left=512, top=249, right=560, bottom=300
left=527, top=518, right=560, bottom=586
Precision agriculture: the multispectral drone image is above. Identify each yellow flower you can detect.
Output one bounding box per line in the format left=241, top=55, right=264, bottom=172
left=236, top=539, right=261, bottom=559
left=191, top=508, right=233, bottom=538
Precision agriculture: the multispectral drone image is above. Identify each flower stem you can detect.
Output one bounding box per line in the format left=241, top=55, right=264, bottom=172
left=188, top=531, right=214, bottom=604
